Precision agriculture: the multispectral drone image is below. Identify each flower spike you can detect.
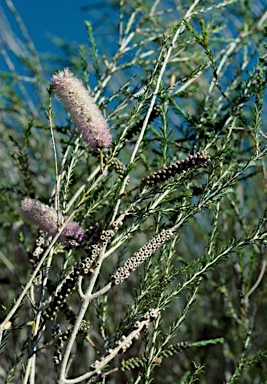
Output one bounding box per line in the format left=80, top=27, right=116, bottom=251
left=51, top=68, right=112, bottom=149
left=21, top=198, right=85, bottom=247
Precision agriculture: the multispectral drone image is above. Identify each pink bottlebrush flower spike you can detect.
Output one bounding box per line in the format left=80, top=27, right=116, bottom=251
left=21, top=198, right=85, bottom=247
left=51, top=68, right=111, bottom=149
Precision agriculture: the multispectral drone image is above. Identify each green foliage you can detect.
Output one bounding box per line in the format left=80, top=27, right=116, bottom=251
left=1, top=0, right=267, bottom=383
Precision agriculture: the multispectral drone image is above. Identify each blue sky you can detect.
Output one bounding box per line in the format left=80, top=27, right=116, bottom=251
left=13, top=1, right=91, bottom=48
left=1, top=1, right=118, bottom=71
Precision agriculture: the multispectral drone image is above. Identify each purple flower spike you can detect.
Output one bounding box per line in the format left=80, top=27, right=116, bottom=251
left=21, top=198, right=58, bottom=238
left=51, top=68, right=112, bottom=149
left=21, top=198, right=85, bottom=247
left=63, top=221, right=86, bottom=247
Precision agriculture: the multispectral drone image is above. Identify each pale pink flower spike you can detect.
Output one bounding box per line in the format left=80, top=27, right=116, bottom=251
left=51, top=68, right=111, bottom=149
left=21, top=198, right=85, bottom=247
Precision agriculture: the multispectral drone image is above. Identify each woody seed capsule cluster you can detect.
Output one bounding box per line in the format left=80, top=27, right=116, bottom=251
left=28, top=231, right=46, bottom=267
left=142, top=151, right=211, bottom=187
left=52, top=324, right=74, bottom=366
left=44, top=227, right=119, bottom=321
left=109, top=157, right=127, bottom=179
left=89, top=309, right=158, bottom=374
left=43, top=266, right=81, bottom=321
left=125, top=103, right=161, bottom=141
left=79, top=226, right=119, bottom=274
left=111, top=229, right=172, bottom=285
